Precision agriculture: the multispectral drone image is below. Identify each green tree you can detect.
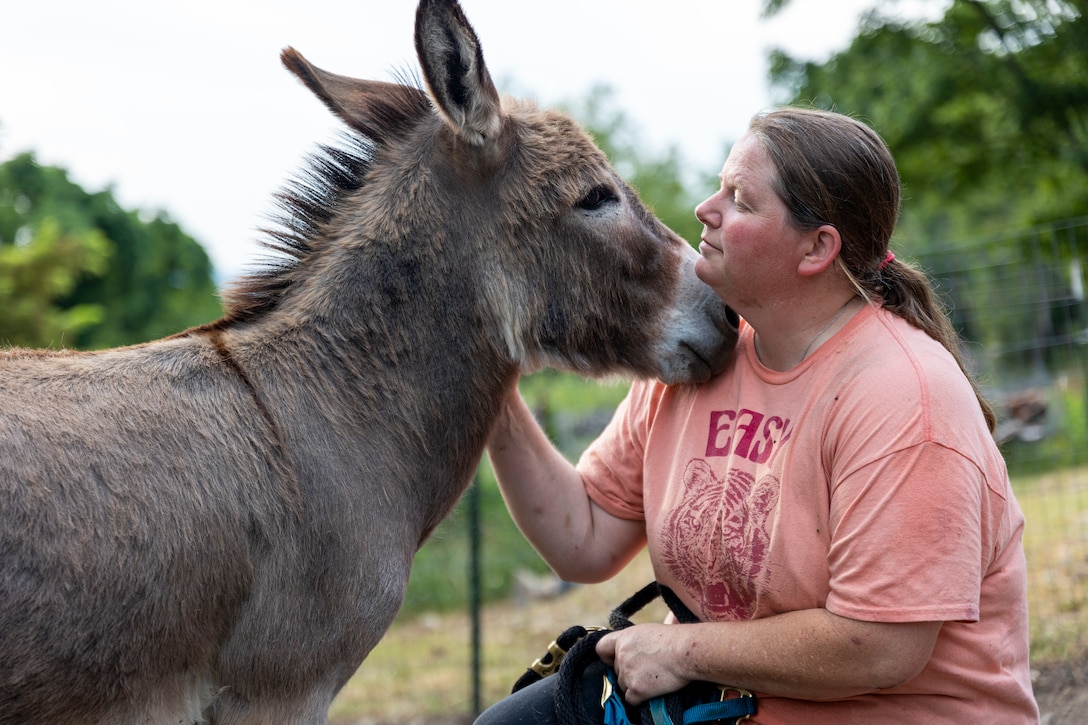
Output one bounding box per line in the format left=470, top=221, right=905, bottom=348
left=0, top=153, right=222, bottom=348
left=0, top=217, right=111, bottom=347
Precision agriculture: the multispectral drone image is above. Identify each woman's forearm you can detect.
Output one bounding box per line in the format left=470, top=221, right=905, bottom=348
left=597, top=608, right=942, bottom=703
left=486, top=388, right=644, bottom=582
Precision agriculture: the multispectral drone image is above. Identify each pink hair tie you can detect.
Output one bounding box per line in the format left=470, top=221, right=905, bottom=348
left=878, top=250, right=895, bottom=271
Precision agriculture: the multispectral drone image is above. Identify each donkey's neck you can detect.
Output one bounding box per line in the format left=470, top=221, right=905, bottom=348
left=215, top=260, right=518, bottom=535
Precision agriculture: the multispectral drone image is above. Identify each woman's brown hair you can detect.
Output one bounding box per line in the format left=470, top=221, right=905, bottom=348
left=749, top=107, right=997, bottom=432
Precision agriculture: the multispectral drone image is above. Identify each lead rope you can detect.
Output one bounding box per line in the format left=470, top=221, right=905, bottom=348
left=541, top=582, right=756, bottom=725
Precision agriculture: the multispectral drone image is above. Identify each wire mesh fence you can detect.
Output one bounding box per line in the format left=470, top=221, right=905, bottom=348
left=924, top=217, right=1088, bottom=661
left=330, top=218, right=1088, bottom=723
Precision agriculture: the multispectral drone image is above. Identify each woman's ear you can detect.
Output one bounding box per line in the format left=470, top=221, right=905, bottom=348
left=797, top=224, right=842, bottom=277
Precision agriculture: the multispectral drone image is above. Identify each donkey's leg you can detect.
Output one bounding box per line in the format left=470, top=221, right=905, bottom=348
left=207, top=528, right=413, bottom=724
left=207, top=592, right=401, bottom=725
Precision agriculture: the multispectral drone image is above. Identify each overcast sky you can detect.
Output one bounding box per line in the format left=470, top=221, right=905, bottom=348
left=2, top=0, right=899, bottom=280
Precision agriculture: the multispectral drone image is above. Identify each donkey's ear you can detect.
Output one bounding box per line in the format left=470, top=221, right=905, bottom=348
left=414, top=0, right=502, bottom=146
left=281, top=47, right=424, bottom=139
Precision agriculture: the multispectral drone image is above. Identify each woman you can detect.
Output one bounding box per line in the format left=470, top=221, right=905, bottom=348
left=479, top=108, right=1038, bottom=723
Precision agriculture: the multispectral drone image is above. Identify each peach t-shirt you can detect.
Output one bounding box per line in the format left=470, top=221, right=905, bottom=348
left=579, top=304, right=1037, bottom=723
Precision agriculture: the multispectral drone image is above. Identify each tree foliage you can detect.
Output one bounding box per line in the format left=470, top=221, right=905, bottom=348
left=0, top=217, right=111, bottom=347
left=0, top=153, right=222, bottom=349
left=768, top=0, right=1088, bottom=251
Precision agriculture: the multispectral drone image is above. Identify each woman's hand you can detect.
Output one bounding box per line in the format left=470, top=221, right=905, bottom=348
left=596, top=624, right=691, bottom=705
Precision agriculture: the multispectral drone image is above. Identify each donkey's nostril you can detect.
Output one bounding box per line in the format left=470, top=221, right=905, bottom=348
left=724, top=305, right=741, bottom=330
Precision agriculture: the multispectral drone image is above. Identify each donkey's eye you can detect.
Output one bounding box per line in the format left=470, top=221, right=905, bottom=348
left=577, top=185, right=618, bottom=211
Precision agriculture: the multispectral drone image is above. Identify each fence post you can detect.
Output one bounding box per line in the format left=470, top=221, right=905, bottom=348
left=469, top=474, right=483, bottom=716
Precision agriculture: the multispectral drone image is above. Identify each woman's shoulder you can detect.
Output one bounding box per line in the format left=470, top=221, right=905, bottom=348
left=843, top=306, right=962, bottom=380
left=835, top=306, right=993, bottom=443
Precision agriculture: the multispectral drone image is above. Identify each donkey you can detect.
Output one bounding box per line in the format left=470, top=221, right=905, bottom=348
left=0, top=1, right=737, bottom=722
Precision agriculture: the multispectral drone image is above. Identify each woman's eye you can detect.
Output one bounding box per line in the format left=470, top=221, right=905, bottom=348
left=577, top=185, right=617, bottom=211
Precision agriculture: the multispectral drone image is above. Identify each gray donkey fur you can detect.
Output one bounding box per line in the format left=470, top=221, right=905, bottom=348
left=0, top=1, right=737, bottom=722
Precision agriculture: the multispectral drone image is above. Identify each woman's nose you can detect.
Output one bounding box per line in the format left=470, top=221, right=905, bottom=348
left=695, top=196, right=718, bottom=227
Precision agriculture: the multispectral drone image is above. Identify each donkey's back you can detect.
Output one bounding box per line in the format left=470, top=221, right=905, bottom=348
left=0, top=342, right=295, bottom=722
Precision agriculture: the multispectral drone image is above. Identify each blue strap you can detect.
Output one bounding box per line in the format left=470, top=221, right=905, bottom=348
left=646, top=689, right=757, bottom=725
left=649, top=696, right=674, bottom=725
left=606, top=668, right=756, bottom=725
left=681, top=696, right=757, bottom=724
left=646, top=691, right=756, bottom=725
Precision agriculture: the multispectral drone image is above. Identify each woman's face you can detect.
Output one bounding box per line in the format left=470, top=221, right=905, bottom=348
left=694, top=133, right=808, bottom=312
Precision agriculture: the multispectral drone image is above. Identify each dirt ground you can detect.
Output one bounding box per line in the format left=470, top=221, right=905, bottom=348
left=1033, top=653, right=1088, bottom=724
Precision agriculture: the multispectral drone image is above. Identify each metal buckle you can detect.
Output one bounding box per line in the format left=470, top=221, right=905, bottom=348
left=529, top=640, right=567, bottom=678
left=529, top=626, right=606, bottom=678
left=716, top=686, right=755, bottom=722
left=600, top=672, right=615, bottom=707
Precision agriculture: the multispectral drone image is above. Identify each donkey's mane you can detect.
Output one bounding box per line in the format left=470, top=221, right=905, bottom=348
left=220, top=76, right=429, bottom=324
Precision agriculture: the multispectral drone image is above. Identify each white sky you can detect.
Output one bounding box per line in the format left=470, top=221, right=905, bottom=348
left=1, top=0, right=898, bottom=280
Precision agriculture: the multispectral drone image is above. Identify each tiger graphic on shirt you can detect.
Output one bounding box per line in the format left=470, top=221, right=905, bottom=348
left=659, top=459, right=779, bottom=620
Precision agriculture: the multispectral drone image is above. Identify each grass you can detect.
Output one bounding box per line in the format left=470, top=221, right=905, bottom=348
left=999, top=377, right=1088, bottom=659
left=1015, top=465, right=1088, bottom=661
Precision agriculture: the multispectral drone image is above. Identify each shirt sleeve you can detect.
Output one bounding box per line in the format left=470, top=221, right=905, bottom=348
left=825, top=440, right=988, bottom=624
left=577, top=379, right=664, bottom=521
